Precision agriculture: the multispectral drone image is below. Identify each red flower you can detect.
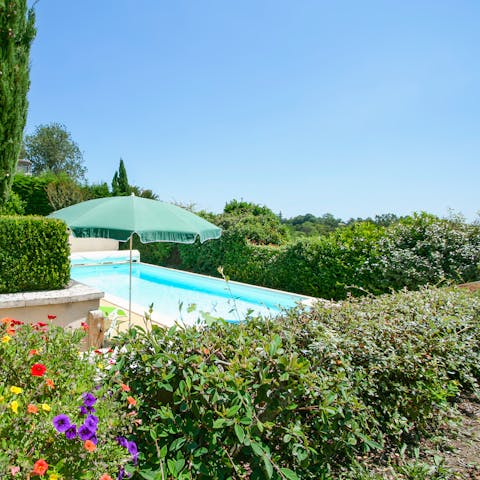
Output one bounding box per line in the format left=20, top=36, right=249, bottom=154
left=47, top=314, right=56, bottom=320
left=29, top=349, right=39, bottom=356
left=32, top=322, right=48, bottom=331
left=31, top=363, right=47, bottom=377
left=81, top=322, right=89, bottom=331
left=32, top=459, right=48, bottom=476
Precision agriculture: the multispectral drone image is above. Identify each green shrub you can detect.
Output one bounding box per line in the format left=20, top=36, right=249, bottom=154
left=113, top=286, right=480, bottom=479
left=11, top=173, right=54, bottom=215
left=373, top=212, right=480, bottom=291
left=0, top=192, right=25, bottom=215
left=0, top=317, right=139, bottom=479
left=175, top=213, right=480, bottom=301
left=0, top=216, right=70, bottom=293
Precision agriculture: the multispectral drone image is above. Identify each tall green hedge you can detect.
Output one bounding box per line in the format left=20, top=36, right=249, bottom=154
left=175, top=215, right=480, bottom=300
left=0, top=216, right=70, bottom=293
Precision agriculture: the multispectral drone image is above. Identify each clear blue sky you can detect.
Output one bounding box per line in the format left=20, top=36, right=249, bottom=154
left=26, top=1, right=479, bottom=221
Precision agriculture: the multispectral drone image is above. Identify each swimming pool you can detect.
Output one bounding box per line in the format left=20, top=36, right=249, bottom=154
left=71, top=262, right=311, bottom=326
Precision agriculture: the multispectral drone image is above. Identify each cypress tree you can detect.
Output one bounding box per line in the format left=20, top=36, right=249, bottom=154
left=111, top=158, right=130, bottom=196
left=0, top=1, right=36, bottom=203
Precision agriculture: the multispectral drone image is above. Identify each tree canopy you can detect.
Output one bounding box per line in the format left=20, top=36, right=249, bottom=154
left=0, top=1, right=36, bottom=202
left=23, top=122, right=86, bottom=181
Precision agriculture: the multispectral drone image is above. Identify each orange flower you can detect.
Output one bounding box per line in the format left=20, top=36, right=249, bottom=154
left=1, top=317, right=12, bottom=325
left=32, top=459, right=48, bottom=476
left=45, top=379, right=55, bottom=389
left=84, top=439, right=96, bottom=452
left=27, top=403, right=39, bottom=414
left=127, top=396, right=137, bottom=406
left=120, top=383, right=131, bottom=392
left=29, top=349, right=39, bottom=356
left=99, top=475, right=113, bottom=480
left=6, top=327, right=15, bottom=335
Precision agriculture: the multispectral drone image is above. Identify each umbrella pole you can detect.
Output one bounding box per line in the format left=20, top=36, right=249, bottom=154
left=128, top=236, right=132, bottom=328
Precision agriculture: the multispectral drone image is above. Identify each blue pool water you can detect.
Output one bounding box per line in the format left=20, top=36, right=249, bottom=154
left=71, top=263, right=310, bottom=325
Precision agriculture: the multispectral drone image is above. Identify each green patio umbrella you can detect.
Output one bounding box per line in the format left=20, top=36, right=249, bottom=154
left=49, top=195, right=222, bottom=324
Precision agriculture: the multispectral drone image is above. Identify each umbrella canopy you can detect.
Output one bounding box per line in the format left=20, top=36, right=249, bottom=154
left=48, top=195, right=222, bottom=244
left=48, top=195, right=222, bottom=326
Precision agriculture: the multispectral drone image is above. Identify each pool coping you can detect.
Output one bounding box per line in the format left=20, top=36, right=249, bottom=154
left=0, top=281, right=104, bottom=309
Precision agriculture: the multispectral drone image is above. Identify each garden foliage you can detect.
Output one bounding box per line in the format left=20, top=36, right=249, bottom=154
left=12, top=173, right=57, bottom=216
left=175, top=212, right=480, bottom=300
left=0, top=317, right=139, bottom=479
left=114, top=286, right=480, bottom=479
left=0, top=216, right=70, bottom=293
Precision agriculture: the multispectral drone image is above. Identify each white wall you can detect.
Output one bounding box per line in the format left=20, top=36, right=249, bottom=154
left=70, top=237, right=119, bottom=252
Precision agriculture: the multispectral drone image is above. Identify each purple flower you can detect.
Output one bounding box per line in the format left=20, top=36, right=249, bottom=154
left=65, top=424, right=77, bottom=440
left=52, top=414, right=71, bottom=433
left=116, top=436, right=128, bottom=449
left=117, top=466, right=131, bottom=480
left=78, top=424, right=94, bottom=440
left=89, top=434, right=98, bottom=445
left=85, top=415, right=99, bottom=431
left=82, top=392, right=97, bottom=407
left=127, top=441, right=138, bottom=456
left=79, top=406, right=88, bottom=416
left=117, top=466, right=126, bottom=480
left=128, top=441, right=138, bottom=465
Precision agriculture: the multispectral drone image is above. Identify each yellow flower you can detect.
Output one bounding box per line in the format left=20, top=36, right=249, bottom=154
left=10, top=386, right=23, bottom=395
left=41, top=403, right=51, bottom=412
left=10, top=400, right=19, bottom=413
left=1, top=335, right=11, bottom=343
left=49, top=473, right=61, bottom=480
left=97, top=362, right=104, bottom=370
left=0, top=395, right=4, bottom=403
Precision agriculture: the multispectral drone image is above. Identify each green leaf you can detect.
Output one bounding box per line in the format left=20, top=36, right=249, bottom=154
left=213, top=418, right=227, bottom=429
left=139, top=470, right=164, bottom=480
left=226, top=404, right=241, bottom=417
left=251, top=441, right=264, bottom=457
left=167, top=459, right=177, bottom=476
left=234, top=423, right=245, bottom=443
left=280, top=468, right=300, bottom=480
left=269, top=334, right=282, bottom=356
left=175, top=458, right=186, bottom=473
left=262, top=454, right=274, bottom=479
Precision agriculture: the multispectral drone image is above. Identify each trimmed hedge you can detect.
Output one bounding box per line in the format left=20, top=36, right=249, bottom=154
left=174, top=215, right=480, bottom=300
left=0, top=215, right=70, bottom=293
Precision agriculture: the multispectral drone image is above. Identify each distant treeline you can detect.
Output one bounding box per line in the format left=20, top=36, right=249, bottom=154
left=282, top=212, right=405, bottom=237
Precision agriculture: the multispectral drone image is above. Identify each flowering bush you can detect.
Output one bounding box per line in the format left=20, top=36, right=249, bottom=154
left=0, top=316, right=139, bottom=479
